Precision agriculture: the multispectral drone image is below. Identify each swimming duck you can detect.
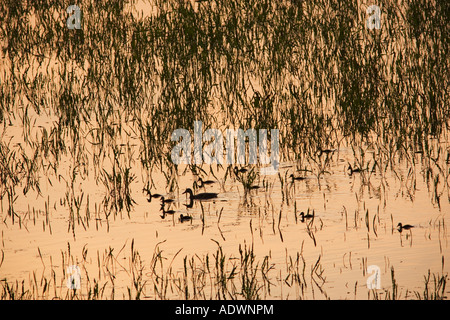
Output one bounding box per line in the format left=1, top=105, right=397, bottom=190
left=317, top=148, right=335, bottom=157
left=179, top=214, right=192, bottom=222
left=347, top=164, right=362, bottom=175
left=145, top=190, right=162, bottom=202
left=183, top=188, right=218, bottom=201
left=160, top=204, right=176, bottom=215
left=233, top=166, right=248, bottom=176
left=299, top=211, right=314, bottom=223
left=289, top=173, right=306, bottom=182
left=198, top=177, right=216, bottom=188
left=160, top=208, right=176, bottom=219
left=160, top=196, right=175, bottom=205
left=397, top=223, right=414, bottom=232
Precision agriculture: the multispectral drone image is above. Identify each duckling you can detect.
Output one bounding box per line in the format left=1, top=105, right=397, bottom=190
left=299, top=211, right=314, bottom=223
left=233, top=166, right=248, bottom=176
left=160, top=196, right=175, bottom=205
left=179, top=214, right=192, bottom=223
left=397, top=223, right=414, bottom=232
left=347, top=164, right=361, bottom=175
left=145, top=190, right=163, bottom=202
left=317, top=148, right=336, bottom=157
left=198, top=177, right=216, bottom=188
left=160, top=204, right=176, bottom=216
left=289, top=173, right=306, bottom=182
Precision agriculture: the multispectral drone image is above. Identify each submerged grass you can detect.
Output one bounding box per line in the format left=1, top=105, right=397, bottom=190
left=1, top=240, right=447, bottom=300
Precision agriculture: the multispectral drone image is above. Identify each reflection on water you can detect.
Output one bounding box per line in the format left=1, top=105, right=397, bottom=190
left=0, top=0, right=449, bottom=299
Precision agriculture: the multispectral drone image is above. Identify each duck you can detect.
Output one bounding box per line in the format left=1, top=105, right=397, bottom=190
left=183, top=188, right=218, bottom=201
left=160, top=204, right=176, bottom=218
left=299, top=210, right=314, bottom=223
left=179, top=214, right=192, bottom=222
left=145, top=189, right=162, bottom=202
left=289, top=173, right=306, bottom=182
left=233, top=166, right=248, bottom=176
left=317, top=148, right=336, bottom=157
left=160, top=196, right=175, bottom=205
left=397, top=223, right=414, bottom=232
left=198, top=177, right=216, bottom=188
left=347, top=164, right=362, bottom=175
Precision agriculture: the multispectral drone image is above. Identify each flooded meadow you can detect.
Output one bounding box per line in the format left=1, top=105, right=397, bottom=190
left=0, top=0, right=449, bottom=299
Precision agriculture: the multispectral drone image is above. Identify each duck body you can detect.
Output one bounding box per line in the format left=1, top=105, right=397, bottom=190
left=160, top=196, right=175, bottom=204
left=317, top=148, right=336, bottom=157
left=347, top=164, right=361, bottom=175
left=183, top=188, right=218, bottom=201
left=299, top=211, right=314, bottom=222
left=179, top=214, right=192, bottom=222
left=397, top=223, right=414, bottom=231
left=160, top=203, right=176, bottom=218
left=145, top=189, right=162, bottom=202
left=290, top=174, right=306, bottom=181
left=160, top=208, right=175, bottom=219
left=233, top=166, right=248, bottom=176
left=198, top=178, right=216, bottom=188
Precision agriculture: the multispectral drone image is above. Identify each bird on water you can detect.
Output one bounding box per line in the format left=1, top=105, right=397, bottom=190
left=290, top=173, right=306, bottom=182
left=397, top=223, right=414, bottom=232
left=160, top=204, right=176, bottom=219
left=145, top=190, right=162, bottom=202
left=347, top=164, right=362, bottom=175
left=183, top=188, right=218, bottom=201
left=160, top=196, right=175, bottom=205
left=299, top=211, right=314, bottom=223
left=233, top=166, right=248, bottom=176
left=182, top=188, right=218, bottom=209
left=198, top=177, right=216, bottom=188
left=179, top=214, right=192, bottom=223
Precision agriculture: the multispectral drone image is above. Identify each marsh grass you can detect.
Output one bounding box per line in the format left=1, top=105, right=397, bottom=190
left=0, top=239, right=448, bottom=300
left=0, top=0, right=448, bottom=225
left=414, top=270, right=448, bottom=300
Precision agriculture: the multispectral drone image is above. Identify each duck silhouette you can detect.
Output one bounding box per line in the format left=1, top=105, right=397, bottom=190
left=317, top=148, right=335, bottom=157
left=145, top=190, right=162, bottom=202
left=198, top=177, right=216, bottom=188
left=233, top=166, right=248, bottom=176
left=397, top=223, right=414, bottom=232
left=290, top=173, right=306, bottom=182
left=299, top=210, right=314, bottom=223
left=183, top=188, right=218, bottom=201
left=160, top=196, right=175, bottom=205
left=347, top=164, right=362, bottom=175
left=179, top=214, right=192, bottom=223
left=160, top=204, right=176, bottom=219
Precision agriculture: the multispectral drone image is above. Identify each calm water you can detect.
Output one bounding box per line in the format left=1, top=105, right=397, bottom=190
left=1, top=121, right=449, bottom=299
